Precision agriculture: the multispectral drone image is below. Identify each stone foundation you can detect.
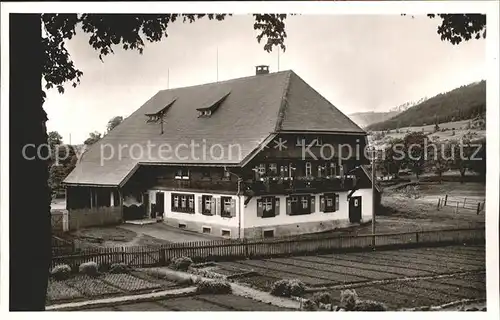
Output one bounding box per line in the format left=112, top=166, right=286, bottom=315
left=243, top=218, right=370, bottom=239
left=162, top=217, right=240, bottom=239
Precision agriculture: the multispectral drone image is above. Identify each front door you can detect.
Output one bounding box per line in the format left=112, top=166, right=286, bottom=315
left=349, top=196, right=362, bottom=223
left=155, top=192, right=165, bottom=218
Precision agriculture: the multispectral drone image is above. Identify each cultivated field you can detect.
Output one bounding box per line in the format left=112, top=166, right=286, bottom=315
left=212, top=245, right=486, bottom=309
left=46, top=270, right=183, bottom=305
left=81, top=294, right=293, bottom=311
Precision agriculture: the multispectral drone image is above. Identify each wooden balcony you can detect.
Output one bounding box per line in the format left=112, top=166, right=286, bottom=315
left=244, top=176, right=356, bottom=196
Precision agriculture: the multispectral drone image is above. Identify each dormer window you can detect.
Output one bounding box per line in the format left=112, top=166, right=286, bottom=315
left=197, top=90, right=230, bottom=118
left=198, top=110, right=212, bottom=117
left=145, top=97, right=177, bottom=123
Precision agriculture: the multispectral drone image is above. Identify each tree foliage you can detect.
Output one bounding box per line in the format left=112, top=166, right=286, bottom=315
left=428, top=14, right=486, bottom=45
left=41, top=14, right=288, bottom=96
left=107, top=115, right=123, bottom=132
left=47, top=131, right=63, bottom=149
left=84, top=131, right=102, bottom=145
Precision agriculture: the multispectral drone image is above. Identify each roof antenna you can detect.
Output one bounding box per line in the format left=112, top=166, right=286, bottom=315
left=167, top=68, right=170, bottom=89
left=216, top=46, right=219, bottom=82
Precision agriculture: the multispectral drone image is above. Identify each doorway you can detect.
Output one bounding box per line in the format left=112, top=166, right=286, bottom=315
left=155, top=192, right=165, bottom=218
left=349, top=196, right=362, bottom=223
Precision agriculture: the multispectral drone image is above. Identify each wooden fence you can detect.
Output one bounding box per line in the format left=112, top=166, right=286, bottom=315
left=51, top=235, right=77, bottom=256
left=437, top=195, right=485, bottom=214
left=51, top=227, right=485, bottom=269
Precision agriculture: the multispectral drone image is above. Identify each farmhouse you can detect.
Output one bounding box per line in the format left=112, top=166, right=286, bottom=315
left=63, top=66, right=380, bottom=238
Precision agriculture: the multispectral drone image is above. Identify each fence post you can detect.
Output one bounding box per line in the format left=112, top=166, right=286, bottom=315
left=477, top=202, right=481, bottom=215
left=463, top=198, right=466, bottom=208
left=159, top=247, right=166, bottom=266
left=444, top=195, right=448, bottom=206
left=416, top=231, right=419, bottom=243
left=244, top=238, right=249, bottom=258
left=437, top=198, right=441, bottom=211
left=455, top=201, right=459, bottom=214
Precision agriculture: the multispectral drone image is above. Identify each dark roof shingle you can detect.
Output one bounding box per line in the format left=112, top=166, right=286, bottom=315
left=64, top=70, right=365, bottom=186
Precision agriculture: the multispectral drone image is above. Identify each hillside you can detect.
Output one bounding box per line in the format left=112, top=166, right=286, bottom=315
left=366, top=80, right=486, bottom=131
left=348, top=111, right=400, bottom=128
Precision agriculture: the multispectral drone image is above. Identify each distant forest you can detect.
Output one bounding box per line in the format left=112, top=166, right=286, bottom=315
left=367, top=80, right=486, bottom=131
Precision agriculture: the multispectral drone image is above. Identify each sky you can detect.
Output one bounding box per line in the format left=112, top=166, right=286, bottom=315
left=43, top=14, right=486, bottom=145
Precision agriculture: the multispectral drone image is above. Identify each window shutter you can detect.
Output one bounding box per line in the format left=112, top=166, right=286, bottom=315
left=310, top=196, right=315, bottom=213
left=216, top=197, right=221, bottom=215
left=335, top=194, right=339, bottom=211
left=320, top=195, right=325, bottom=212
left=257, top=199, right=263, bottom=217
left=274, top=198, right=280, bottom=216
left=230, top=199, right=236, bottom=217
left=211, top=198, right=217, bottom=215
left=198, top=196, right=203, bottom=214
left=286, top=197, right=291, bottom=215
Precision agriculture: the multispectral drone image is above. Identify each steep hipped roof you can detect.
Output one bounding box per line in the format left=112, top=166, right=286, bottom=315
left=64, top=70, right=365, bottom=186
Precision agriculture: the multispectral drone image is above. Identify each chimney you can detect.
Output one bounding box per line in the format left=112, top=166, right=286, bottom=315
left=255, top=65, right=270, bottom=75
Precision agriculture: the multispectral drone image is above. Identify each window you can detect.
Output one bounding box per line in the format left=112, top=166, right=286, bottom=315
left=279, top=165, right=288, bottom=177
left=305, top=162, right=312, bottom=177
left=221, top=229, right=231, bottom=237
left=202, top=227, right=211, bottom=234
left=263, top=230, right=275, bottom=238
left=175, top=168, right=190, bottom=180
left=269, top=163, right=277, bottom=175
left=287, top=195, right=313, bottom=215
left=221, top=196, right=233, bottom=218
left=327, top=162, right=338, bottom=177
left=258, top=164, right=266, bottom=176
left=301, top=197, right=309, bottom=209
left=263, top=197, right=273, bottom=212
left=171, top=193, right=195, bottom=213
left=317, top=165, right=323, bottom=178
left=198, top=110, right=212, bottom=117
left=202, top=195, right=213, bottom=215
left=257, top=196, right=278, bottom=218
left=321, top=193, right=339, bottom=213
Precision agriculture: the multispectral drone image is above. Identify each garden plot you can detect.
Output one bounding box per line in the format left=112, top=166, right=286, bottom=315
left=233, top=259, right=338, bottom=286
left=100, top=273, right=161, bottom=293
left=114, top=301, right=170, bottom=311
left=266, top=257, right=371, bottom=282
left=436, top=273, right=486, bottom=291
left=374, top=281, right=467, bottom=306
left=46, top=280, right=84, bottom=303
left=345, top=252, right=461, bottom=274
left=343, top=285, right=419, bottom=309
left=65, top=275, right=123, bottom=297
left=377, top=250, right=485, bottom=270
left=196, top=294, right=292, bottom=311
left=157, top=296, right=231, bottom=311
left=351, top=251, right=481, bottom=273
left=220, top=261, right=329, bottom=286
left=425, top=246, right=485, bottom=261
left=297, top=255, right=427, bottom=278
left=317, top=253, right=438, bottom=276
left=234, top=273, right=281, bottom=291
left=408, top=279, right=485, bottom=300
